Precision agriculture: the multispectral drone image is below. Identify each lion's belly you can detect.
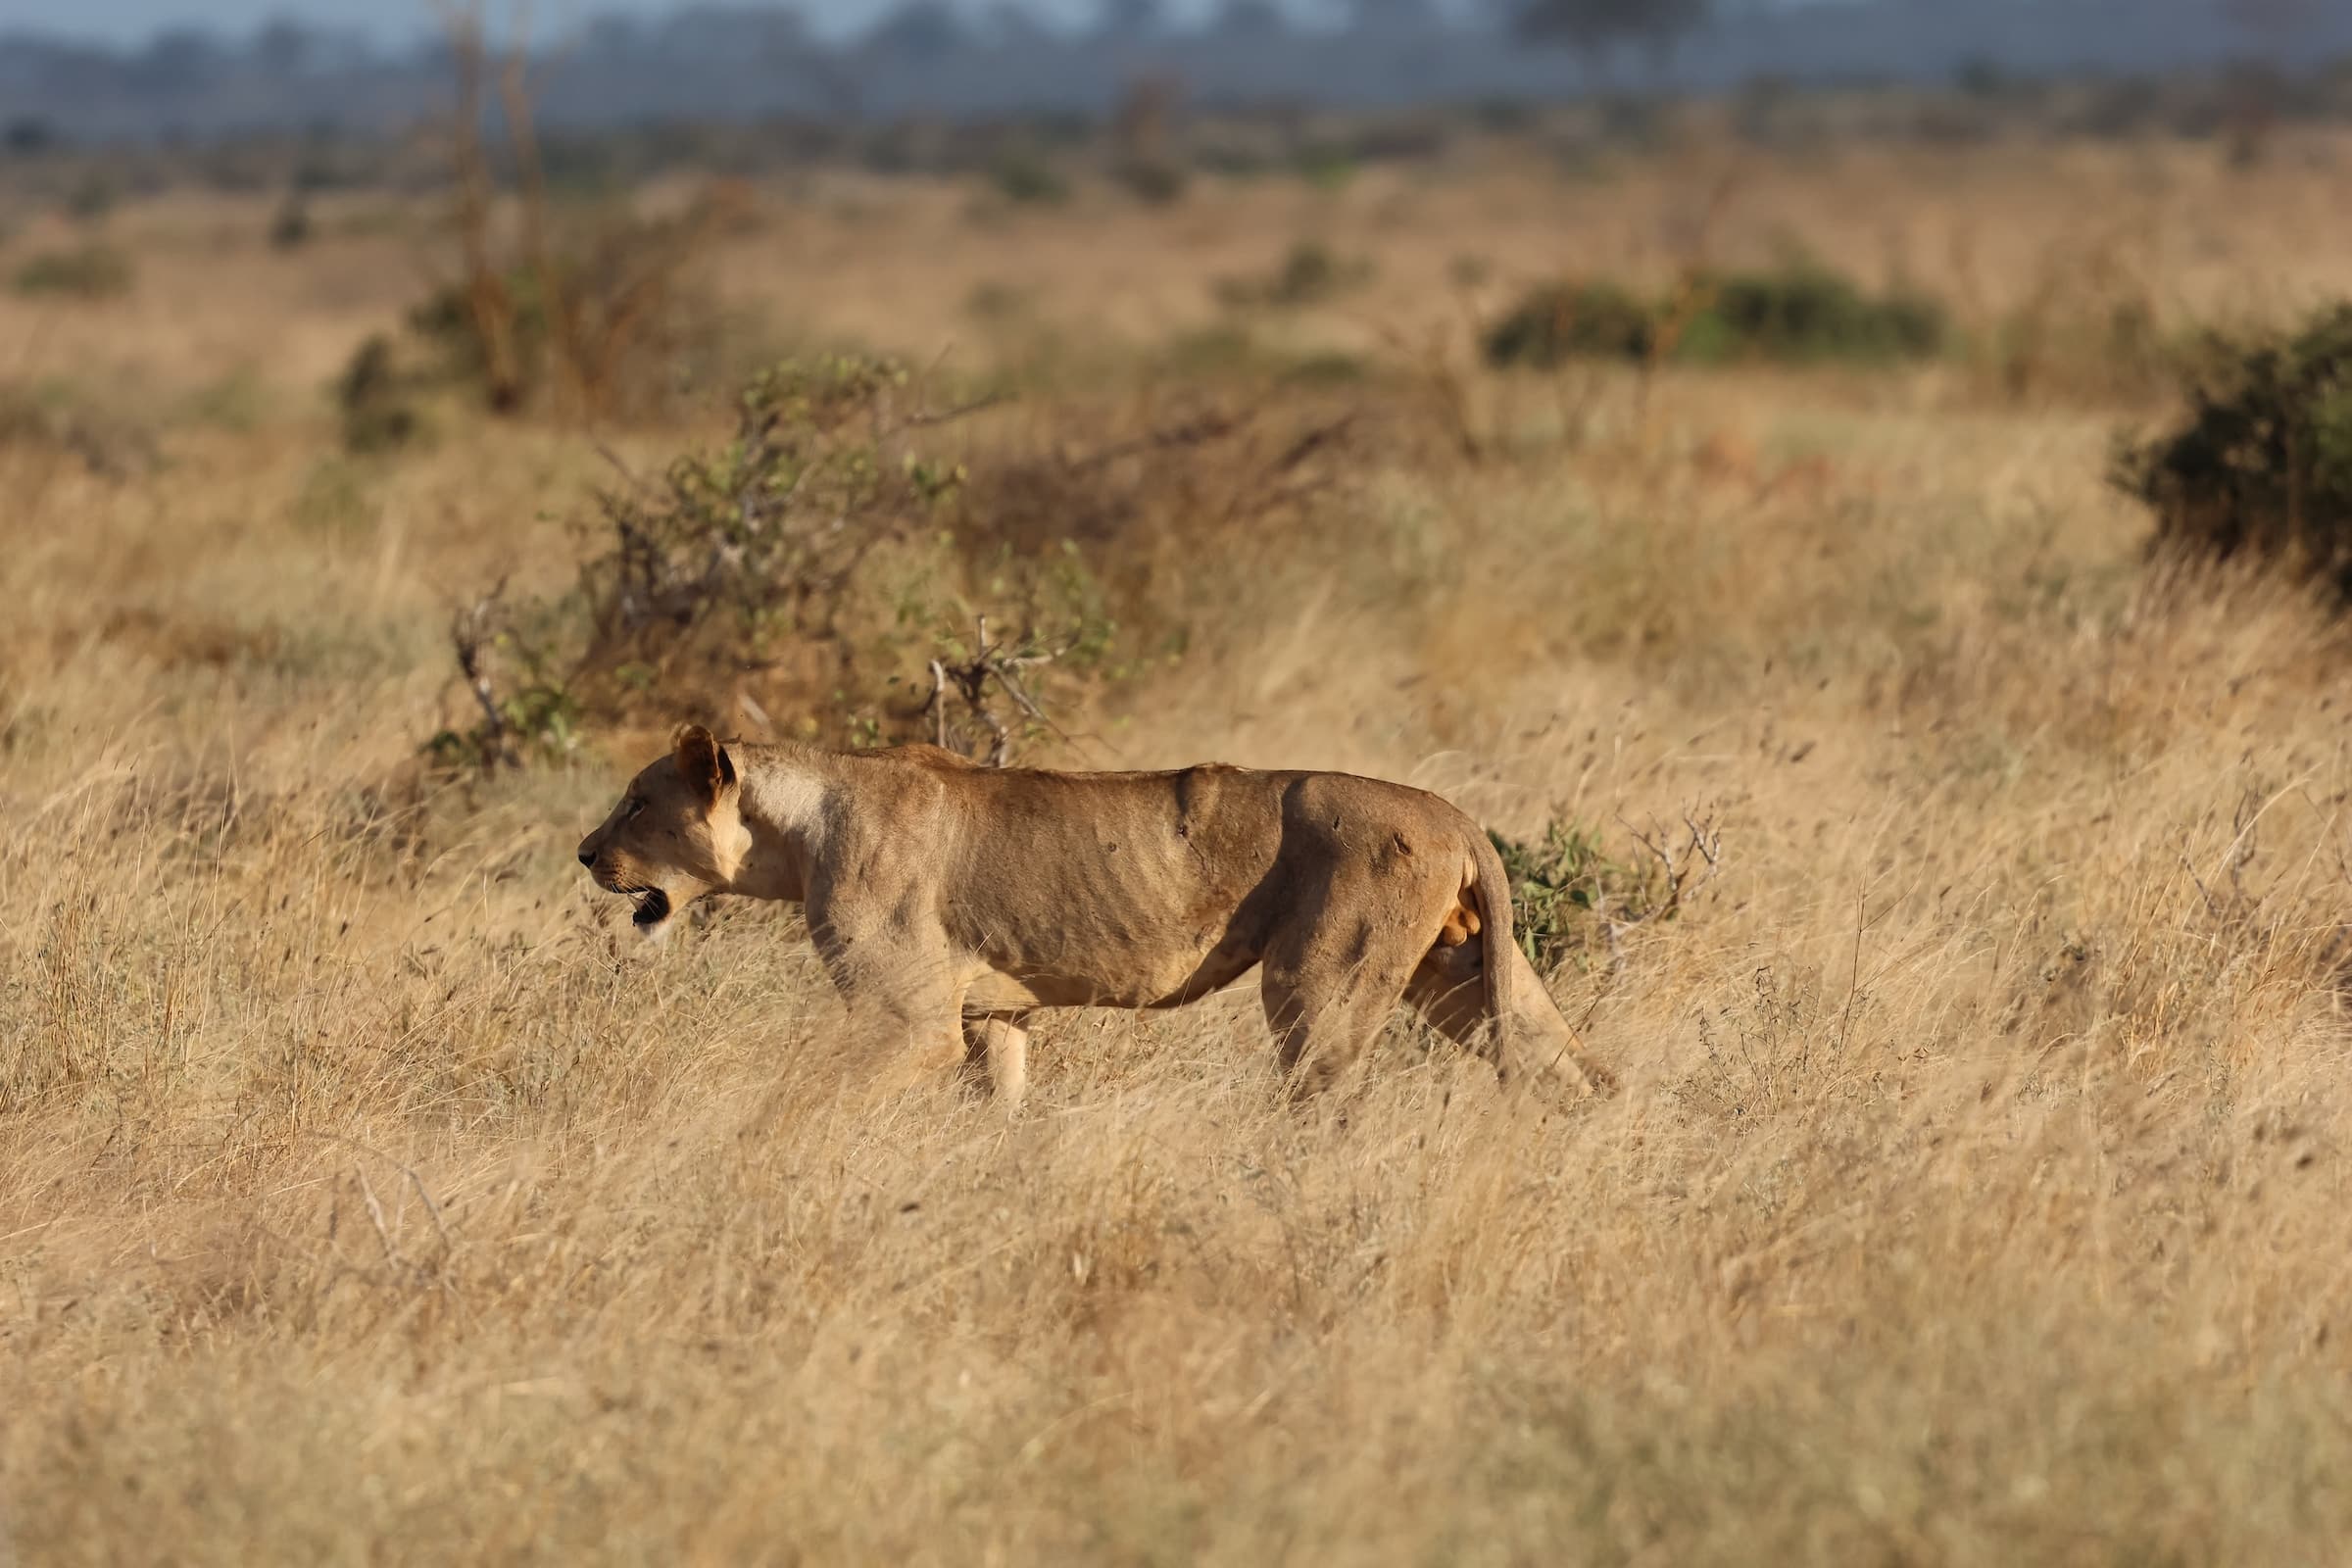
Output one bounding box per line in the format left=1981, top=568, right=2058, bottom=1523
left=948, top=860, right=1269, bottom=1010
left=944, top=765, right=1288, bottom=1010
left=961, top=926, right=1262, bottom=1010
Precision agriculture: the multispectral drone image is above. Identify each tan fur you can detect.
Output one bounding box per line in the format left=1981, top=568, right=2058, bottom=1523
left=577, top=726, right=1611, bottom=1106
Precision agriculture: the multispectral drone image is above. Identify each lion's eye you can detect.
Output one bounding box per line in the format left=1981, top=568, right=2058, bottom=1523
left=624, top=798, right=646, bottom=820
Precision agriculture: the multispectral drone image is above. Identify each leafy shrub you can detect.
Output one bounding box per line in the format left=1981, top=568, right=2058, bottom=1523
left=2070, top=75, right=2166, bottom=139
left=404, top=193, right=750, bottom=422
left=1109, top=75, right=1187, bottom=205
left=988, top=149, right=1070, bottom=205
left=433, top=356, right=1380, bottom=769
left=964, top=280, right=1032, bottom=324
left=1485, top=267, right=1948, bottom=369
left=432, top=355, right=1001, bottom=767
left=12, top=244, right=133, bottom=300
left=1483, top=280, right=1657, bottom=369
left=268, top=193, right=312, bottom=250
left=335, top=334, right=421, bottom=455
left=1679, top=268, right=1947, bottom=366
left=1490, top=819, right=1631, bottom=971
left=1111, top=156, right=1190, bottom=205
left=181, top=368, right=268, bottom=433
left=427, top=592, right=586, bottom=771
left=1292, top=141, right=1357, bottom=190
left=1348, top=119, right=1449, bottom=164
left=1213, top=241, right=1373, bottom=310
left=290, top=455, right=380, bottom=537
left=2115, top=304, right=2352, bottom=597
left=1491, top=812, right=1722, bottom=973
left=576, top=355, right=966, bottom=675
left=0, top=378, right=158, bottom=480
left=64, top=174, right=116, bottom=222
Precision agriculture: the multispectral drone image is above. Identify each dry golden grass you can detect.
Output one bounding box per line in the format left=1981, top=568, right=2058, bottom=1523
left=7, top=137, right=2352, bottom=1564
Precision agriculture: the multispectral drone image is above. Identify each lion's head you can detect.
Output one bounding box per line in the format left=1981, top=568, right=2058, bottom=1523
left=576, top=725, right=751, bottom=941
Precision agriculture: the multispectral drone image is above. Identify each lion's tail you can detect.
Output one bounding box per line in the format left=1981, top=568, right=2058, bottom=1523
left=1466, top=828, right=1516, bottom=1038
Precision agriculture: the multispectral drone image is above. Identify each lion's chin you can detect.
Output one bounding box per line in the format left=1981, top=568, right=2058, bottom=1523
left=628, top=887, right=673, bottom=942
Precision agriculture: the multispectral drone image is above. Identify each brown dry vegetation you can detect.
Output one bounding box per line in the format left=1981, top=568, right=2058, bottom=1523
left=7, top=129, right=2352, bottom=1563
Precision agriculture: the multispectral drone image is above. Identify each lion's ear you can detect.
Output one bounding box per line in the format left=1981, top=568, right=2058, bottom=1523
left=673, top=724, right=736, bottom=802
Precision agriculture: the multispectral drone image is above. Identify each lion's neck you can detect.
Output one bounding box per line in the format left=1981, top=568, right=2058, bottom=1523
left=727, top=747, right=830, bottom=904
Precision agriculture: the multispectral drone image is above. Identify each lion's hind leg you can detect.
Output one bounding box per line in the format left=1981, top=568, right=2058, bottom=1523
left=1260, top=917, right=1428, bottom=1102
left=1405, top=936, right=1609, bottom=1100
left=1401, top=937, right=1496, bottom=1060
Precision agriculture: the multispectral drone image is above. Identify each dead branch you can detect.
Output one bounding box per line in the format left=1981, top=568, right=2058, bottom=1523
left=494, top=3, right=580, bottom=418
left=354, top=1166, right=405, bottom=1272
left=1617, top=806, right=1726, bottom=930
left=1062, top=410, right=1250, bottom=473
left=430, top=0, right=525, bottom=413
left=915, top=614, right=1070, bottom=767
left=450, top=577, right=514, bottom=766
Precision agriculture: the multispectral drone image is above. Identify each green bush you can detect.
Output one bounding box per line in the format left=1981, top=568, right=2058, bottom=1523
left=1111, top=156, right=1189, bottom=206
left=988, top=149, right=1070, bottom=206
left=580, top=355, right=966, bottom=668
left=1485, top=267, right=1948, bottom=370
left=2115, top=303, right=2352, bottom=596
left=1482, top=280, right=1656, bottom=369
left=1213, top=240, right=1373, bottom=310
left=431, top=354, right=1375, bottom=769
left=398, top=202, right=749, bottom=423
left=429, top=354, right=984, bottom=768
left=12, top=244, right=133, bottom=300
left=0, top=378, right=158, bottom=480
left=1292, top=141, right=1358, bottom=190
left=1486, top=822, right=1693, bottom=968
left=1490, top=820, right=1624, bottom=971
left=404, top=268, right=550, bottom=406
left=1680, top=268, right=1948, bottom=365
left=335, top=334, right=421, bottom=456
left=64, top=174, right=116, bottom=222
left=268, top=193, right=313, bottom=251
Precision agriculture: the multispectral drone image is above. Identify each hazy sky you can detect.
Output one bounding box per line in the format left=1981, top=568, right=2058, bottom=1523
left=0, top=0, right=1032, bottom=46
left=7, top=0, right=1847, bottom=46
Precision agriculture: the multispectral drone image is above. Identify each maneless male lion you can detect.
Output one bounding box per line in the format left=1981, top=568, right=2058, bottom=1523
left=576, top=725, right=1610, bottom=1105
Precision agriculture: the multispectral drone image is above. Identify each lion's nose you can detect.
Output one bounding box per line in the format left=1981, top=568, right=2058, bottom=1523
left=577, top=847, right=596, bottom=867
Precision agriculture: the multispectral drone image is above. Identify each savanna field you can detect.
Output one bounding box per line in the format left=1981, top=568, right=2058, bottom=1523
left=7, top=107, right=2352, bottom=1562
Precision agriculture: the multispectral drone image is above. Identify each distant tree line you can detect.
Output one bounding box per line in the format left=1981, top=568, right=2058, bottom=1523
left=3, top=0, right=2345, bottom=145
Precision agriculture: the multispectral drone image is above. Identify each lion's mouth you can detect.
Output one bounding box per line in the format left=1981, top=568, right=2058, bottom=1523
left=629, top=887, right=671, bottom=928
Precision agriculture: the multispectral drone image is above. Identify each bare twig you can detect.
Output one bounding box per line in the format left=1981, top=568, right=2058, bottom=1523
left=899, top=388, right=1013, bottom=429
left=1360, top=313, right=1483, bottom=463
left=588, top=433, right=663, bottom=502
left=450, top=577, right=513, bottom=764
left=1617, top=808, right=1725, bottom=926
left=1063, top=410, right=1250, bottom=474
left=2181, top=853, right=2228, bottom=922
left=354, top=1166, right=404, bottom=1272
left=1835, top=892, right=1866, bottom=1057
left=914, top=614, right=1073, bottom=766
left=1573, top=806, right=1727, bottom=978
left=429, top=0, right=525, bottom=413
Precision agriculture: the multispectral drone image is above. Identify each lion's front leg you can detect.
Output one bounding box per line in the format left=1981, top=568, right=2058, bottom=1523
left=807, top=891, right=968, bottom=1093
left=961, top=1012, right=1032, bottom=1109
